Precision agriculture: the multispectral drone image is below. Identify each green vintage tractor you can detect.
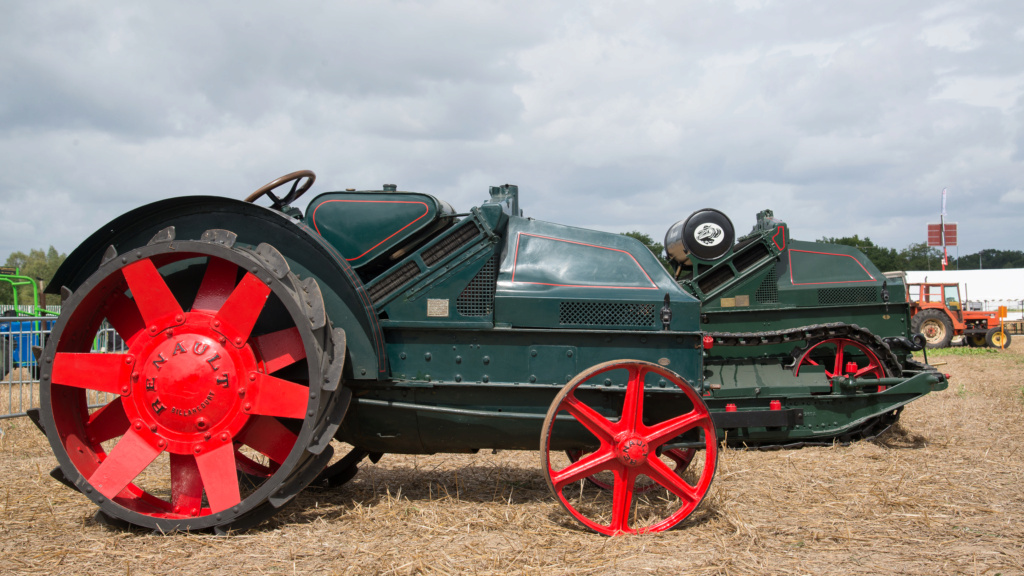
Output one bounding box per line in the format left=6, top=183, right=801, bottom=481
left=32, top=171, right=946, bottom=535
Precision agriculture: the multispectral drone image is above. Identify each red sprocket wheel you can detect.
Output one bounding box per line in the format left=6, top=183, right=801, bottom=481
left=541, top=360, right=717, bottom=535
left=40, top=232, right=345, bottom=532
left=793, top=338, right=888, bottom=380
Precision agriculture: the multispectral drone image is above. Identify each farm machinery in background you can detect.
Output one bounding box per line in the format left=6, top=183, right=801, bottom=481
left=905, top=282, right=1012, bottom=349
left=29, top=171, right=947, bottom=535
left=0, top=267, right=57, bottom=380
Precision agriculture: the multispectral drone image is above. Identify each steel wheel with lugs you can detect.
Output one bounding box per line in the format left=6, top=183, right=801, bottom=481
left=39, top=230, right=348, bottom=532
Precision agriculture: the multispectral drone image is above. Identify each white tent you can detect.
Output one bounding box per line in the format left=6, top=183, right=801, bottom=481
left=902, top=268, right=1024, bottom=320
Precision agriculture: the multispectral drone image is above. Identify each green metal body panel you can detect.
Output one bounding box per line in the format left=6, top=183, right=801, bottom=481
left=305, top=190, right=456, bottom=276
left=494, top=217, right=699, bottom=332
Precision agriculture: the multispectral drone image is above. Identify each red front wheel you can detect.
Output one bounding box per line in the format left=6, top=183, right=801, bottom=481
left=541, top=360, right=717, bottom=535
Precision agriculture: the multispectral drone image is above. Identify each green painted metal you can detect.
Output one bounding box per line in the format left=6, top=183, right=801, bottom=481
left=0, top=267, right=54, bottom=317
left=50, top=185, right=946, bottom=456
left=305, top=190, right=456, bottom=275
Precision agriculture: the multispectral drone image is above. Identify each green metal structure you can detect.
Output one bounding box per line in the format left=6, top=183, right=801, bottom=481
left=32, top=171, right=947, bottom=536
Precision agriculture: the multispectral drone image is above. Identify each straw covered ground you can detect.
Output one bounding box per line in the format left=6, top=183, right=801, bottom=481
left=1, top=347, right=1022, bottom=575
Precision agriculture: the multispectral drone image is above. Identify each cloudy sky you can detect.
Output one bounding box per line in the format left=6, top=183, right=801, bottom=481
left=1, top=0, right=1022, bottom=261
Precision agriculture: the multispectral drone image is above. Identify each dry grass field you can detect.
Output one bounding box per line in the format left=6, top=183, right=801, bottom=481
left=1, top=347, right=1022, bottom=575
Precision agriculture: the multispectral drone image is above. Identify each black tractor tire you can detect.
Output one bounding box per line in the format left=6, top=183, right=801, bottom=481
left=985, top=327, right=1011, bottom=349
left=912, top=310, right=954, bottom=349
left=966, top=333, right=987, bottom=348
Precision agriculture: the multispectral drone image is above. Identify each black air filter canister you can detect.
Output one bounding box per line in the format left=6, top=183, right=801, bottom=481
left=665, top=208, right=735, bottom=263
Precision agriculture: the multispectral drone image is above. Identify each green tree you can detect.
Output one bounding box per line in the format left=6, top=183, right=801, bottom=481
left=1, top=246, right=67, bottom=307
left=948, top=249, right=1024, bottom=270
left=620, top=231, right=671, bottom=271
left=897, top=242, right=944, bottom=271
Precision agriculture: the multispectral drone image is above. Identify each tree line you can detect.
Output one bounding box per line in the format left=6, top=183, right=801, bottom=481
left=1, top=247, right=67, bottom=307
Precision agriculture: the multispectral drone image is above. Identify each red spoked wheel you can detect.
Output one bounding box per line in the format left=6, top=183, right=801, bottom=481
left=793, top=338, right=889, bottom=380
left=40, top=232, right=345, bottom=532
left=541, top=360, right=717, bottom=536
left=565, top=447, right=695, bottom=494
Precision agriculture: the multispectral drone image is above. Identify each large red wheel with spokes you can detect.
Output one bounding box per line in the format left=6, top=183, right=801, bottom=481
left=792, top=338, right=889, bottom=380
left=541, top=360, right=717, bottom=535
left=39, top=230, right=348, bottom=532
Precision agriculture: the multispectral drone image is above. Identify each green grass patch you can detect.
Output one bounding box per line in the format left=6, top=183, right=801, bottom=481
left=919, top=346, right=1000, bottom=358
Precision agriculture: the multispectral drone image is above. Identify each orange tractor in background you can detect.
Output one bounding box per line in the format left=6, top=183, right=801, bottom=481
left=908, top=282, right=1012, bottom=349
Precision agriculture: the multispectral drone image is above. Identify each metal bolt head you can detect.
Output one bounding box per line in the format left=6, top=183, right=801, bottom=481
left=243, top=402, right=252, bottom=412
left=121, top=385, right=130, bottom=395
left=195, top=417, right=207, bottom=429
left=134, top=421, right=143, bottom=430
left=175, top=314, right=184, bottom=323
left=213, top=320, right=221, bottom=328
left=125, top=356, right=135, bottom=365
left=194, top=445, right=203, bottom=454
left=235, top=337, right=243, bottom=346
left=157, top=440, right=166, bottom=448
left=249, top=373, right=257, bottom=382
left=220, top=433, right=229, bottom=442
left=238, top=387, right=246, bottom=397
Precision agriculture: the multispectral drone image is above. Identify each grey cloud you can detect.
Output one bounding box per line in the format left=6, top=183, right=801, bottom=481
left=0, top=0, right=1022, bottom=259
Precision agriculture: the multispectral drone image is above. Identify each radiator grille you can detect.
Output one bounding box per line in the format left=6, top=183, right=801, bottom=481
left=698, top=266, right=734, bottom=295
left=367, top=261, right=420, bottom=303
left=422, top=224, right=481, bottom=266
left=456, top=257, right=496, bottom=317
left=817, top=286, right=877, bottom=305
left=755, top=269, right=779, bottom=304
left=559, top=301, right=656, bottom=328
left=734, top=243, right=769, bottom=272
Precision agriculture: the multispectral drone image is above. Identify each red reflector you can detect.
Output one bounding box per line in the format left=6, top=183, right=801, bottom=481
left=702, top=336, right=714, bottom=350
left=725, top=403, right=737, bottom=412
left=845, top=361, right=858, bottom=375
left=944, top=373, right=952, bottom=379
left=769, top=399, right=782, bottom=411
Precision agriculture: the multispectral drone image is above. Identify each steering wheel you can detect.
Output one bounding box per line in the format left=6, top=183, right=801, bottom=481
left=244, top=170, right=316, bottom=210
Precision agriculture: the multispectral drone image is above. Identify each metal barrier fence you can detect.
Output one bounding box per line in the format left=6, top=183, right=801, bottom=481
left=1, top=316, right=123, bottom=419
